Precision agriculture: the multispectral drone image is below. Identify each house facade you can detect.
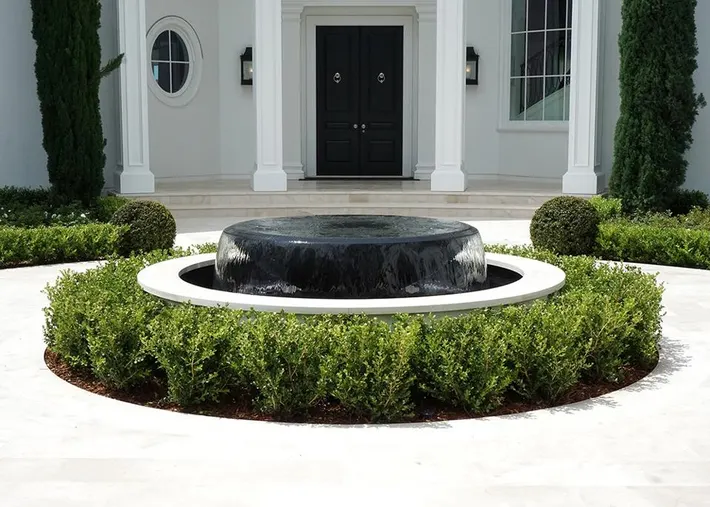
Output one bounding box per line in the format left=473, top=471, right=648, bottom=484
left=1, top=0, right=709, bottom=196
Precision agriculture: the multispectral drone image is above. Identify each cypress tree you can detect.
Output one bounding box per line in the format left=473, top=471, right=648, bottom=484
left=30, top=0, right=122, bottom=205
left=609, top=0, right=706, bottom=213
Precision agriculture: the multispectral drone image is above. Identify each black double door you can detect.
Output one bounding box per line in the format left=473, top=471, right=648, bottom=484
left=316, top=26, right=404, bottom=177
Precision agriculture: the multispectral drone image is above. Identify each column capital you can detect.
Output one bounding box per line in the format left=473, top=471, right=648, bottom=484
left=282, top=4, right=304, bottom=22
left=415, top=4, right=437, bottom=23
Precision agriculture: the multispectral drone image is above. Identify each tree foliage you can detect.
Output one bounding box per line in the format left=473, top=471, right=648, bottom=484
left=30, top=0, right=123, bottom=205
left=609, top=0, right=706, bottom=212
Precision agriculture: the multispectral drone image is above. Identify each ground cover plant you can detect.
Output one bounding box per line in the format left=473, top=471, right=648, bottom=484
left=532, top=195, right=710, bottom=270
left=0, top=187, right=176, bottom=268
left=43, top=244, right=664, bottom=424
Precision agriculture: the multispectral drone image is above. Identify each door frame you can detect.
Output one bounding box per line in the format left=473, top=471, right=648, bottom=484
left=305, top=15, right=414, bottom=178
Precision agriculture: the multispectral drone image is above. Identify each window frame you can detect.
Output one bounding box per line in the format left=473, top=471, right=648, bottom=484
left=497, top=0, right=571, bottom=132
left=146, top=16, right=203, bottom=108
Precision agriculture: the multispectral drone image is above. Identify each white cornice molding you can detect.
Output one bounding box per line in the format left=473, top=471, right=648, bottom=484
left=282, top=0, right=436, bottom=12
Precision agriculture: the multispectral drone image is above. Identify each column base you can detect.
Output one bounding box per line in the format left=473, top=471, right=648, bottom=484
left=431, top=165, right=467, bottom=192
left=562, top=168, right=606, bottom=195
left=284, top=163, right=305, bottom=180
left=414, top=164, right=435, bottom=180
left=115, top=167, right=155, bottom=194
left=252, top=166, right=288, bottom=192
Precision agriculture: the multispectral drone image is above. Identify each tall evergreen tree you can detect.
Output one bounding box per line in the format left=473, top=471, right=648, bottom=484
left=30, top=0, right=122, bottom=205
left=609, top=0, right=705, bottom=212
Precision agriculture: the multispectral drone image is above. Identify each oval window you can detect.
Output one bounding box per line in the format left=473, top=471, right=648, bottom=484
left=150, top=30, right=190, bottom=94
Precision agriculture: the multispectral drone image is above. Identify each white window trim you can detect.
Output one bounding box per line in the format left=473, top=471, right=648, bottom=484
left=497, top=0, right=569, bottom=133
left=146, top=16, right=203, bottom=108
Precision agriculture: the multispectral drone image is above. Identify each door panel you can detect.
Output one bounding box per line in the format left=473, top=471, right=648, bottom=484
left=316, top=26, right=403, bottom=177
left=359, top=26, right=403, bottom=176
left=316, top=27, right=360, bottom=176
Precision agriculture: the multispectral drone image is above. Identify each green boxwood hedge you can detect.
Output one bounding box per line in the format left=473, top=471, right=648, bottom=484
left=0, top=223, right=128, bottom=268
left=43, top=245, right=664, bottom=423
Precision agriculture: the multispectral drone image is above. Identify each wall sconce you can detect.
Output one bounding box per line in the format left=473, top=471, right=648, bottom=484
left=466, top=46, right=480, bottom=86
left=241, top=47, right=253, bottom=85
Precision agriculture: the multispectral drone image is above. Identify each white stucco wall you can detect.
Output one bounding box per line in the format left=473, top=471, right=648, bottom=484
left=145, top=0, right=221, bottom=180
left=465, top=1, right=568, bottom=182
left=600, top=0, right=710, bottom=195
left=0, top=0, right=120, bottom=191
left=0, top=0, right=46, bottom=189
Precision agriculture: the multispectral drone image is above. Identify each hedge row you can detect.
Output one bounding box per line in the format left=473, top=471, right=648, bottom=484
left=0, top=223, right=128, bottom=268
left=43, top=246, right=664, bottom=422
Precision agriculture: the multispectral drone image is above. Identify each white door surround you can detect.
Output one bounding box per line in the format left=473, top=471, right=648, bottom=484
left=303, top=14, right=415, bottom=179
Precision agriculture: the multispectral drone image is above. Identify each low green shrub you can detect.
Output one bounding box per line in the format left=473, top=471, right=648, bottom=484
left=589, top=196, right=623, bottom=221
left=111, top=200, right=176, bottom=255
left=0, top=187, right=131, bottom=228
left=0, top=223, right=127, bottom=268
left=667, top=188, right=710, bottom=216
left=418, top=312, right=513, bottom=412
left=149, top=305, right=240, bottom=405
left=238, top=312, right=330, bottom=416
left=325, top=315, right=418, bottom=421
left=530, top=196, right=601, bottom=255
left=43, top=246, right=664, bottom=422
left=596, top=221, right=710, bottom=270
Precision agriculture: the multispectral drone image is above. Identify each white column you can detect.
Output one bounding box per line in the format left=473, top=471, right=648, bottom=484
left=563, top=0, right=605, bottom=195
left=414, top=5, right=437, bottom=180
left=115, top=0, right=154, bottom=194
left=282, top=7, right=305, bottom=180
left=252, top=0, right=288, bottom=192
left=431, top=0, right=467, bottom=192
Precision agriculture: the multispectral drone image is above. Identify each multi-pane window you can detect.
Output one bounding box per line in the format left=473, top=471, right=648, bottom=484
left=151, top=30, right=190, bottom=94
left=510, top=0, right=572, bottom=121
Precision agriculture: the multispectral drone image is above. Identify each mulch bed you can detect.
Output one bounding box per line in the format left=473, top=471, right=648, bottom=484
left=45, top=349, right=652, bottom=425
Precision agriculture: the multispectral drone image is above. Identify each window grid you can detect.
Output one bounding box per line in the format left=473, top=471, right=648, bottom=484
left=510, top=0, right=572, bottom=122
left=151, top=30, right=190, bottom=94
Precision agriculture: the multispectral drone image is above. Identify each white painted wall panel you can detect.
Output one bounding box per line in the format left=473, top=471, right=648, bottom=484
left=145, top=0, right=221, bottom=180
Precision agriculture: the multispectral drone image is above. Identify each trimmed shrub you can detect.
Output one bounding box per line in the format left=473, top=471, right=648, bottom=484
left=530, top=196, right=600, bottom=255
left=43, top=246, right=665, bottom=422
left=589, top=196, right=623, bottom=222
left=325, top=315, right=419, bottom=421
left=110, top=200, right=176, bottom=255
left=609, top=0, right=706, bottom=212
left=0, top=223, right=126, bottom=269
left=595, top=221, right=710, bottom=270
left=417, top=312, right=513, bottom=412
left=92, top=195, right=131, bottom=223
left=667, top=189, right=710, bottom=216
left=238, top=312, right=330, bottom=416
left=149, top=305, right=240, bottom=405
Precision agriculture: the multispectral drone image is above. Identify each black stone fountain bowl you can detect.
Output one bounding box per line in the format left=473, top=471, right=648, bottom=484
left=210, top=215, right=495, bottom=299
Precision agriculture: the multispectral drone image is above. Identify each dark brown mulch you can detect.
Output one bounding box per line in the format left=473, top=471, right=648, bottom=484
left=45, top=349, right=653, bottom=425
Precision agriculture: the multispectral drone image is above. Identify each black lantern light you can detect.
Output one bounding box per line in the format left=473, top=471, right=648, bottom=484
left=240, top=46, right=253, bottom=85
left=466, top=46, right=480, bottom=86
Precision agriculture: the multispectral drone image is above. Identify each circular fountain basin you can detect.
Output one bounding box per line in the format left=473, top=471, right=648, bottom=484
left=138, top=252, right=566, bottom=316
left=214, top=216, right=488, bottom=298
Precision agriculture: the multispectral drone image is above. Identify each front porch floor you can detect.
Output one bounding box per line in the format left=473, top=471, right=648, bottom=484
left=122, top=178, right=562, bottom=220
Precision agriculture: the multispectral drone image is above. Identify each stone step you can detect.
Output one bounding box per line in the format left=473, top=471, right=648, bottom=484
left=132, top=192, right=556, bottom=208
left=161, top=202, right=540, bottom=219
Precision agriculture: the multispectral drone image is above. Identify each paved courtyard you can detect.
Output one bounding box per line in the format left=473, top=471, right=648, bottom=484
left=1, top=220, right=709, bottom=506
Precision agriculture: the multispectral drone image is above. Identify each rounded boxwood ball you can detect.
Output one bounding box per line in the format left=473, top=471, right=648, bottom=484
left=530, top=196, right=600, bottom=255
left=110, top=200, right=176, bottom=254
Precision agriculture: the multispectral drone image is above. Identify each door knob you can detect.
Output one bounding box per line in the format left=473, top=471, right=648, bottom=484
left=361, top=124, right=367, bottom=129
left=353, top=124, right=358, bottom=129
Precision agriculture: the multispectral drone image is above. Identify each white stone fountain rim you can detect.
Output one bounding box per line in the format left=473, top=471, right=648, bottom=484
left=137, top=253, right=566, bottom=315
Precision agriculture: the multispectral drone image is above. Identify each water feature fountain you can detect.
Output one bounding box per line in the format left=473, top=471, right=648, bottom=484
left=138, top=215, right=566, bottom=315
